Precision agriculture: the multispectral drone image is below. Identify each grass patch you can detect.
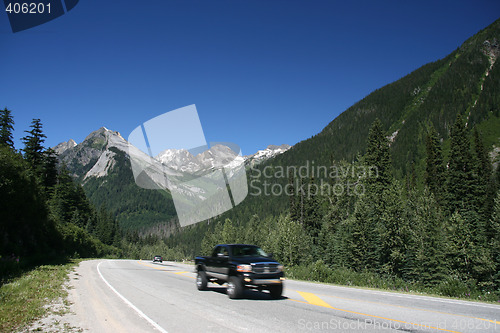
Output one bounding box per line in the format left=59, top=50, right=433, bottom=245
left=0, top=259, right=81, bottom=332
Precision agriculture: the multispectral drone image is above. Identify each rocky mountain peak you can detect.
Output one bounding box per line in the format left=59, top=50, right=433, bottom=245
left=53, top=139, right=77, bottom=155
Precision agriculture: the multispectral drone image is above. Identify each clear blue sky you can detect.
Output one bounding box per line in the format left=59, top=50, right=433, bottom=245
left=1, top=0, right=499, bottom=155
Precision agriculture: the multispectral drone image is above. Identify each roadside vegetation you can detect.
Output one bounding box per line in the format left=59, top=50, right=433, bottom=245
left=155, top=116, right=500, bottom=303
left=139, top=21, right=500, bottom=303
left=0, top=108, right=122, bottom=329
left=0, top=259, right=81, bottom=332
left=0, top=108, right=121, bottom=273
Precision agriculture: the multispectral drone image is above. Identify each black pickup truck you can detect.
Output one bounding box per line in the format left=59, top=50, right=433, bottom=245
left=195, top=244, right=284, bottom=299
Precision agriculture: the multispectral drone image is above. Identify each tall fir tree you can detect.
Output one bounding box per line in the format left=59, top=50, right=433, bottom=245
left=425, top=125, right=445, bottom=200
left=490, top=192, right=500, bottom=289
left=376, top=180, right=408, bottom=277
left=472, top=128, right=494, bottom=220
left=0, top=107, right=15, bottom=149
left=288, top=169, right=298, bottom=222
left=303, top=176, right=321, bottom=242
left=404, top=188, right=446, bottom=285
left=22, top=118, right=47, bottom=174
left=364, top=119, right=391, bottom=192
left=43, top=148, right=59, bottom=191
left=445, top=114, right=475, bottom=215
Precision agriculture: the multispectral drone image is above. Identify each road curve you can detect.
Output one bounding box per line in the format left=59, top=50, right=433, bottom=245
left=68, top=259, right=500, bottom=332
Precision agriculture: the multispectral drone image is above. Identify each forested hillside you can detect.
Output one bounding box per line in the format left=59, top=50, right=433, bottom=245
left=141, top=18, right=500, bottom=300
left=0, top=108, right=120, bottom=280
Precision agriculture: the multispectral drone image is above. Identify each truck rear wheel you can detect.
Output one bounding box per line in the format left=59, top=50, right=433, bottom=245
left=196, top=271, right=208, bottom=290
left=269, top=284, right=282, bottom=299
left=227, top=276, right=243, bottom=299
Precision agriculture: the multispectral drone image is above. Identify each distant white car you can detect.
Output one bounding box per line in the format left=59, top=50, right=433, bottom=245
left=153, top=256, right=163, bottom=263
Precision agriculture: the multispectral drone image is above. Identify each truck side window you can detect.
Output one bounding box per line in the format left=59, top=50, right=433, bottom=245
left=212, top=246, right=220, bottom=258
left=219, top=246, right=228, bottom=257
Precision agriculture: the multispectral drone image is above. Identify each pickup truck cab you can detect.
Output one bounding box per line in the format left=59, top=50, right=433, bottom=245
left=195, top=244, right=284, bottom=299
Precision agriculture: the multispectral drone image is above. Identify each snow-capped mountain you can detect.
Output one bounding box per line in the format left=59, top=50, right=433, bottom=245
left=156, top=144, right=245, bottom=175
left=54, top=127, right=291, bottom=229
left=57, top=127, right=290, bottom=180
left=244, top=144, right=291, bottom=167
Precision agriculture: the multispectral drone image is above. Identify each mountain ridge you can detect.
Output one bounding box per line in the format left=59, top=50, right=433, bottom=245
left=54, top=18, right=500, bottom=234
left=53, top=127, right=292, bottom=231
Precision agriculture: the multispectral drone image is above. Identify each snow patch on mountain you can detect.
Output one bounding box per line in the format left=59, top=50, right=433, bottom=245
left=156, top=144, right=245, bottom=174
left=55, top=127, right=291, bottom=189
left=245, top=144, right=291, bottom=167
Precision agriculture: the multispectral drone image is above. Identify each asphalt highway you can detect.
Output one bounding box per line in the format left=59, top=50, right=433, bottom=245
left=70, top=259, right=500, bottom=332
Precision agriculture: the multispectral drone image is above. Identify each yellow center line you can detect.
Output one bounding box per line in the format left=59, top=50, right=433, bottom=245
left=295, top=291, right=461, bottom=333
left=312, top=290, right=500, bottom=326
left=174, top=271, right=190, bottom=275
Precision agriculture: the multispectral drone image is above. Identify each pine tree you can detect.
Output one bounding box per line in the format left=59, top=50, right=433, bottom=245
left=221, top=218, right=239, bottom=244
left=303, top=176, right=321, bottom=246
left=472, top=128, right=494, bottom=220
left=425, top=125, right=445, bottom=200
left=445, top=114, right=475, bottom=215
left=406, top=161, right=417, bottom=191
left=0, top=107, right=15, bottom=148
left=376, top=180, right=407, bottom=277
left=490, top=192, right=500, bottom=289
left=22, top=119, right=47, bottom=174
left=288, top=169, right=298, bottom=222
left=345, top=194, right=379, bottom=272
left=445, top=211, right=494, bottom=283
left=43, top=148, right=59, bottom=190
left=274, top=214, right=311, bottom=266
left=404, top=188, right=446, bottom=285
left=364, top=119, right=391, bottom=192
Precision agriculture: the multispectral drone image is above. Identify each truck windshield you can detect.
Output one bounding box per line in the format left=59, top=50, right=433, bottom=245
left=231, top=245, right=268, bottom=257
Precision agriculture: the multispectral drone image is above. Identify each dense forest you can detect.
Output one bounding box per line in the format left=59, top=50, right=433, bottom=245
left=120, top=20, right=500, bottom=302
left=0, top=108, right=120, bottom=280
left=149, top=116, right=499, bottom=301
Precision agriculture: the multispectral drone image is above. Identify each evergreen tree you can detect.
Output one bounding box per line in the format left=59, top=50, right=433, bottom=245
left=0, top=145, right=53, bottom=257
left=445, top=114, right=475, bottom=215
left=22, top=119, right=47, bottom=174
left=472, top=128, right=494, bottom=220
left=303, top=176, right=321, bottom=245
left=404, top=188, right=446, bottom=285
left=490, top=192, right=500, bottom=289
left=243, top=215, right=262, bottom=245
left=405, top=161, right=417, bottom=191
left=425, top=125, right=445, bottom=200
left=288, top=169, right=298, bottom=222
left=445, top=211, right=494, bottom=283
left=345, top=194, right=379, bottom=272
left=43, top=148, right=59, bottom=190
left=376, top=180, right=407, bottom=277
left=364, top=119, right=391, bottom=192
left=95, top=205, right=117, bottom=245
left=220, top=218, right=239, bottom=244
left=274, top=214, right=311, bottom=266
left=0, top=107, right=15, bottom=148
